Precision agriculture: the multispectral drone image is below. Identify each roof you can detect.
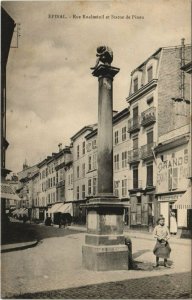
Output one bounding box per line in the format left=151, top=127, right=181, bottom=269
left=70, top=125, right=96, bottom=141
left=113, top=107, right=129, bottom=124
left=131, top=44, right=191, bottom=75
left=85, top=128, right=98, bottom=140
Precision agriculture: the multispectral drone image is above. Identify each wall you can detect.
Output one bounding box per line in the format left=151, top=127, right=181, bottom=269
left=158, top=46, right=191, bottom=137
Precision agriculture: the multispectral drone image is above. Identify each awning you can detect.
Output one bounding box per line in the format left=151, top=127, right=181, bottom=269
left=12, top=208, right=28, bottom=216
left=57, top=203, right=73, bottom=215
left=20, top=208, right=28, bottom=216
left=173, top=188, right=192, bottom=209
left=1, top=183, right=20, bottom=201
left=12, top=209, right=19, bottom=215
left=48, top=203, right=63, bottom=214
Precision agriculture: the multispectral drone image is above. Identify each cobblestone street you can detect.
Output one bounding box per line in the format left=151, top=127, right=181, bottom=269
left=13, top=272, right=192, bottom=299
left=1, top=223, right=191, bottom=299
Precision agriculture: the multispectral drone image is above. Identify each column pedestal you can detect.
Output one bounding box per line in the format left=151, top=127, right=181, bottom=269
left=82, top=198, right=128, bottom=271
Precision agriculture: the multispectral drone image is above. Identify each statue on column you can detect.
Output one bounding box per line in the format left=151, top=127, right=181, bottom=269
left=91, top=46, right=113, bottom=70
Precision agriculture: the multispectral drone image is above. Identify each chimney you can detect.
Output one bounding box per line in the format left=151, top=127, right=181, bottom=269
left=58, top=143, right=62, bottom=151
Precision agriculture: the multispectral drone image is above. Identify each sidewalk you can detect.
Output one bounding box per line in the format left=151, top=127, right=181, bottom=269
left=68, top=224, right=191, bottom=246
left=1, top=240, right=38, bottom=253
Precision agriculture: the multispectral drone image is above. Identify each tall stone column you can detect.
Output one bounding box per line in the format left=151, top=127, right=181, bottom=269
left=95, top=65, right=119, bottom=196
left=82, top=47, right=128, bottom=271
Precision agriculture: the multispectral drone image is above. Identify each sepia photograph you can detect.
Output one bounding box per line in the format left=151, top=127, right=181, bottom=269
left=1, top=0, right=192, bottom=298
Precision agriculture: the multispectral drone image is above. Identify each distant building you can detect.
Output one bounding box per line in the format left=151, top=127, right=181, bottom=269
left=71, top=125, right=96, bottom=223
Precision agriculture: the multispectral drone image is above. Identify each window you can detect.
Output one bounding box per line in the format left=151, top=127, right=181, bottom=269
left=56, top=171, right=58, bottom=183
left=68, top=174, right=70, bottom=185
left=122, top=126, right=126, bottom=141
left=122, top=179, right=127, bottom=197
left=82, top=184, right=85, bottom=199
left=82, top=141, right=85, bottom=155
left=77, top=166, right=79, bottom=178
left=71, top=173, right=73, bottom=184
left=133, top=106, right=139, bottom=126
left=168, top=167, right=178, bottom=190
left=77, top=186, right=79, bottom=200
left=133, top=136, right=138, bottom=149
left=77, top=145, right=80, bottom=159
left=147, top=163, right=153, bottom=187
left=114, top=154, right=119, bottom=170
left=133, top=77, right=138, bottom=92
left=147, top=66, right=153, bottom=82
left=53, top=192, right=55, bottom=202
left=114, top=131, right=119, bottom=145
left=168, top=168, right=172, bottom=191
left=93, top=178, right=97, bottom=196
left=50, top=178, right=52, bottom=187
left=114, top=181, right=119, bottom=197
left=133, top=166, right=138, bottom=189
left=88, top=155, right=92, bottom=171
left=147, top=131, right=153, bottom=144
left=88, top=179, right=92, bottom=195
left=93, top=153, right=97, bottom=170
left=92, top=139, right=97, bottom=149
left=82, top=163, right=85, bottom=177
left=122, top=151, right=127, bottom=168
left=172, top=168, right=178, bottom=189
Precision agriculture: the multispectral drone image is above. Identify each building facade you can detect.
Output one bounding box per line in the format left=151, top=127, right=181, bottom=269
left=127, top=40, right=191, bottom=231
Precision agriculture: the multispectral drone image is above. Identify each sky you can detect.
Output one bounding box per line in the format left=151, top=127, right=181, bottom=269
left=2, top=0, right=191, bottom=174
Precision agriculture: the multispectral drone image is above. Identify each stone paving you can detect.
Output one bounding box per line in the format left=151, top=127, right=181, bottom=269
left=12, top=271, right=192, bottom=299
left=1, top=230, right=191, bottom=299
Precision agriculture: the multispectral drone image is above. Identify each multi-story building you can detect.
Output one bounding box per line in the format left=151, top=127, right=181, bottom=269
left=126, top=40, right=191, bottom=231
left=70, top=125, right=96, bottom=223
left=113, top=108, right=130, bottom=225
left=85, top=128, right=98, bottom=198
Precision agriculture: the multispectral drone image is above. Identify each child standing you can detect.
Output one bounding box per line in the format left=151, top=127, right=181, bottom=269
left=153, top=216, right=171, bottom=267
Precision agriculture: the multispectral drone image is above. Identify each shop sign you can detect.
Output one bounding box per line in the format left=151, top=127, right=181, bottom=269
left=158, top=194, right=182, bottom=202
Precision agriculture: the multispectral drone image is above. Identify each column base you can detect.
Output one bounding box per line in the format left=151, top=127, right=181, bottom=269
left=82, top=244, right=128, bottom=271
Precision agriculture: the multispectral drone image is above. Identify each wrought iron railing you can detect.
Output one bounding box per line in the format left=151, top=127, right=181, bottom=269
left=141, top=107, right=156, bottom=127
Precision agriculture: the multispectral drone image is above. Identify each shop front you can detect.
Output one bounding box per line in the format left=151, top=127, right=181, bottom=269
left=129, top=192, right=157, bottom=231
left=155, top=141, right=190, bottom=232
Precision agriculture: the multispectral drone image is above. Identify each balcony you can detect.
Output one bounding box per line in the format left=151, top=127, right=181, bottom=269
left=128, top=179, right=143, bottom=193
left=128, top=149, right=140, bottom=164
left=141, top=107, right=156, bottom=127
left=140, top=142, right=156, bottom=160
left=128, top=116, right=140, bottom=133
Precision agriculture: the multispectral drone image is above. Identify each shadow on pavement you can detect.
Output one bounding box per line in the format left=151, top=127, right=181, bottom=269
left=132, top=259, right=174, bottom=271
left=132, top=249, right=150, bottom=260
left=1, top=221, right=81, bottom=245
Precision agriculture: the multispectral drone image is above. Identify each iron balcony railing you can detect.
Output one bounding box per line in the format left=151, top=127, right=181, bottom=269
left=128, top=148, right=140, bottom=163
left=141, top=107, right=156, bottom=127
left=128, top=116, right=141, bottom=133
left=140, top=142, right=156, bottom=160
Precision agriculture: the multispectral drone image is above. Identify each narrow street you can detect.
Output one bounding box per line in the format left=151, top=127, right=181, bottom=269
left=1, top=222, right=191, bottom=299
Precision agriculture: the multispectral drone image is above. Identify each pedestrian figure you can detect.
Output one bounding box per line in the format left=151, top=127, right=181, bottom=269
left=153, top=216, right=171, bottom=268
left=170, top=211, right=177, bottom=235
left=23, top=214, right=28, bottom=224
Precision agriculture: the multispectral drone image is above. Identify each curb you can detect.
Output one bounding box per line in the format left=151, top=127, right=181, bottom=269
left=1, top=240, right=39, bottom=253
